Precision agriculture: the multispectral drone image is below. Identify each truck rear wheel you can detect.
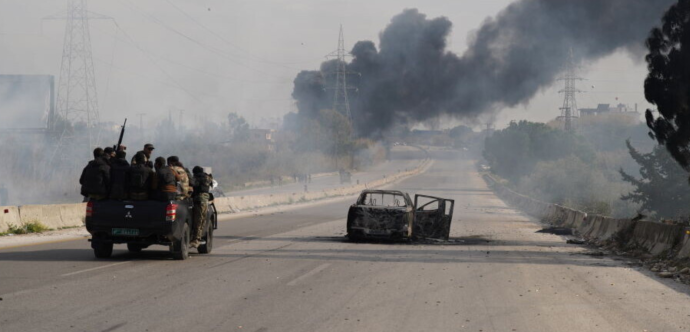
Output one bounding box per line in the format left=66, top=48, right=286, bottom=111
left=127, top=243, right=144, bottom=253
left=198, top=222, right=213, bottom=254
left=93, top=241, right=113, bottom=258
left=171, top=223, right=190, bottom=260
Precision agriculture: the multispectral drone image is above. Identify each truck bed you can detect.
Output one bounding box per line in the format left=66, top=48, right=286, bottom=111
left=86, top=200, right=191, bottom=244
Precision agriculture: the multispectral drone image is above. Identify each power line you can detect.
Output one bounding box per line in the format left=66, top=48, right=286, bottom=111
left=163, top=0, right=319, bottom=68
left=89, top=24, right=291, bottom=86
left=112, top=20, right=205, bottom=104
left=116, top=0, right=286, bottom=79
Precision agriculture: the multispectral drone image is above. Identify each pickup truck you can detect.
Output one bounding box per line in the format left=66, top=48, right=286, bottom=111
left=85, top=197, right=218, bottom=260
left=347, top=190, right=454, bottom=241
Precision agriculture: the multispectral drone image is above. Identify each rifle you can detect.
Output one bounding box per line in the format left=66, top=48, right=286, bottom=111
left=114, top=118, right=127, bottom=151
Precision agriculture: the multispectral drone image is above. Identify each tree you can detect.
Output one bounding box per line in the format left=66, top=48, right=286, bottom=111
left=644, top=0, right=690, bottom=169
left=227, top=112, right=249, bottom=142
left=620, top=140, right=690, bottom=219
left=483, top=121, right=594, bottom=182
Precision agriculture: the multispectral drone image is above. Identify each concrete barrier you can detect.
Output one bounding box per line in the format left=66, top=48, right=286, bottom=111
left=676, top=229, right=690, bottom=259
left=59, top=203, right=86, bottom=228
left=18, top=204, right=66, bottom=230
left=630, top=221, right=684, bottom=256
left=0, top=206, right=21, bottom=233
left=483, top=172, right=690, bottom=260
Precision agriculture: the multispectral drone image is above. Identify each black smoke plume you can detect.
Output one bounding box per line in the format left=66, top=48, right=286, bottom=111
left=292, top=1, right=676, bottom=137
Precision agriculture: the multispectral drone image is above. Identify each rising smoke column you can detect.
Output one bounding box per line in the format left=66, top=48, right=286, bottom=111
left=292, top=1, right=677, bottom=137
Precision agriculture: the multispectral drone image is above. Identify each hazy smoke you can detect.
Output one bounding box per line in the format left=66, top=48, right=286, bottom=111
left=292, top=1, right=676, bottom=136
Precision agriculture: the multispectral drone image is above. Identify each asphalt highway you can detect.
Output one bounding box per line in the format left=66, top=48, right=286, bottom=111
left=1, top=149, right=690, bottom=332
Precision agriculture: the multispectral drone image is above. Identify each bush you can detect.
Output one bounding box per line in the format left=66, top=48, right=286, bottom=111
left=4, top=220, right=50, bottom=235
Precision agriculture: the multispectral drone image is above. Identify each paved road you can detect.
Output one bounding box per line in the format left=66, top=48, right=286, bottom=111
left=1, top=150, right=690, bottom=332
left=226, top=145, right=425, bottom=197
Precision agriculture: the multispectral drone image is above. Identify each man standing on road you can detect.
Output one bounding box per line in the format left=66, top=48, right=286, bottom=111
left=190, top=166, right=212, bottom=248
left=131, top=143, right=155, bottom=168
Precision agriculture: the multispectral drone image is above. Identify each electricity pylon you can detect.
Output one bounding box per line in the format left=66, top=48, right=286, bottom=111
left=558, top=49, right=583, bottom=133
left=44, top=0, right=112, bottom=155
left=325, top=25, right=358, bottom=133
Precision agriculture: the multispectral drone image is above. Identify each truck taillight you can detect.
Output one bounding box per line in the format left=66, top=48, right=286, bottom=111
left=86, top=201, right=93, bottom=217
left=166, top=204, right=178, bottom=222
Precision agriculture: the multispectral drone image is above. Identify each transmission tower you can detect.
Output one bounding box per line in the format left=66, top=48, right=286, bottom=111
left=325, top=25, right=357, bottom=131
left=558, top=49, right=583, bottom=132
left=44, top=0, right=112, bottom=154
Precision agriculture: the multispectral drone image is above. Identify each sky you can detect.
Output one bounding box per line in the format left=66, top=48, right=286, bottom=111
left=0, top=0, right=653, bottom=131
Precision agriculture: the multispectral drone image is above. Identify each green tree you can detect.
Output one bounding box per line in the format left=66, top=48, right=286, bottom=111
left=483, top=121, right=594, bottom=182
left=644, top=0, right=690, bottom=169
left=620, top=140, right=690, bottom=219
left=227, top=112, right=249, bottom=142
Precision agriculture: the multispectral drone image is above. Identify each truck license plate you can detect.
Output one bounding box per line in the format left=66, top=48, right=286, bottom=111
left=112, top=228, right=139, bottom=236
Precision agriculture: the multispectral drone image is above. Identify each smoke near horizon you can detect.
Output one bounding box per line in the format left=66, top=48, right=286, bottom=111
left=292, top=0, right=677, bottom=136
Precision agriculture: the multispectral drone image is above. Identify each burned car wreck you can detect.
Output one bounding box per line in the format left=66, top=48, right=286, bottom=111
left=347, top=190, right=454, bottom=241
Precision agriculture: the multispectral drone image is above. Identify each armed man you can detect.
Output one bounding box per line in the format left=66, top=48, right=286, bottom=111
left=190, top=166, right=212, bottom=248
left=132, top=144, right=155, bottom=168
left=154, top=157, right=178, bottom=201
left=109, top=150, right=130, bottom=200
left=128, top=152, right=155, bottom=200
left=79, top=148, right=111, bottom=202
left=167, top=156, right=194, bottom=200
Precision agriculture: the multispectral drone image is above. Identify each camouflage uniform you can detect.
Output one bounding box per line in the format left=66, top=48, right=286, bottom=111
left=171, top=166, right=192, bottom=200
left=191, top=170, right=212, bottom=245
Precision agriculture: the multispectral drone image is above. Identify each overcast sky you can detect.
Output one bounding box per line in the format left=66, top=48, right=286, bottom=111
left=0, top=0, right=652, bottom=130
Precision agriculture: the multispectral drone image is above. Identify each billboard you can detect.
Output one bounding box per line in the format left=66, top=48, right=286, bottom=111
left=0, top=75, right=54, bottom=129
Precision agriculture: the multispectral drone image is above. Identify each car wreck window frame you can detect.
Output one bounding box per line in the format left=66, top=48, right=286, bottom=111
left=358, top=192, right=410, bottom=208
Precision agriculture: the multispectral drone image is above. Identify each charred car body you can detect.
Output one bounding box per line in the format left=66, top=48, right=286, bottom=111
left=347, top=190, right=454, bottom=241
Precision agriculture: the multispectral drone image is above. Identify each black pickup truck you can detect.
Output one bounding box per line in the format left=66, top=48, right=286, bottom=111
left=85, top=198, right=217, bottom=260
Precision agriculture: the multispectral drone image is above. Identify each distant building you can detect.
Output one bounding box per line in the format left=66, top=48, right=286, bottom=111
left=247, top=129, right=275, bottom=151
left=580, top=103, right=640, bottom=118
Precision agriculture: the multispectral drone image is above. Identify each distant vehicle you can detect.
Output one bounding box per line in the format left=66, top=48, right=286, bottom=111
left=480, top=164, right=491, bottom=171
left=347, top=190, right=454, bottom=241
left=85, top=196, right=218, bottom=260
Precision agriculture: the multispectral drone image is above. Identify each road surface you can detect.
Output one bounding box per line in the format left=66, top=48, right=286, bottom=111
left=1, top=149, right=689, bottom=332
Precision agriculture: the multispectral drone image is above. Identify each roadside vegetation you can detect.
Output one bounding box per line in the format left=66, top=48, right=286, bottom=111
left=0, top=110, right=387, bottom=206
left=0, top=221, right=50, bottom=236
left=483, top=115, right=654, bottom=217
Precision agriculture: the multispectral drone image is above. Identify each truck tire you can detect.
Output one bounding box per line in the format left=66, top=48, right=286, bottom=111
left=197, top=223, right=213, bottom=254
left=127, top=243, right=144, bottom=253
left=93, top=242, right=113, bottom=258
left=171, top=223, right=190, bottom=260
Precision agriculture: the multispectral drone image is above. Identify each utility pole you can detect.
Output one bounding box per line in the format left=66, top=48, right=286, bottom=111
left=137, top=113, right=146, bottom=142
left=45, top=0, right=112, bottom=152
left=558, top=49, right=583, bottom=133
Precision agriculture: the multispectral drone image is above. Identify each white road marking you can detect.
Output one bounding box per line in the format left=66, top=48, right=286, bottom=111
left=60, top=261, right=131, bottom=277
left=286, top=263, right=331, bottom=286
